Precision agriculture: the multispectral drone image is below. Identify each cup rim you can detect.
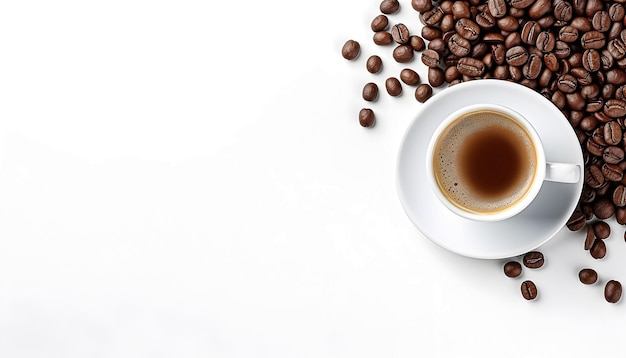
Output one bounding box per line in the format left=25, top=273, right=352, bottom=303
left=425, top=103, right=547, bottom=222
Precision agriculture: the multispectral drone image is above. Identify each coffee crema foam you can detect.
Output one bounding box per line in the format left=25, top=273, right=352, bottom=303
left=433, top=110, right=537, bottom=214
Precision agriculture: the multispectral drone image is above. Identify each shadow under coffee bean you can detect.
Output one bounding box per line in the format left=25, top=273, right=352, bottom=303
left=433, top=110, right=537, bottom=214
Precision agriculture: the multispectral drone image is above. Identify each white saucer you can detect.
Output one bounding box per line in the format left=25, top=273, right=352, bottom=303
left=396, top=79, right=584, bottom=259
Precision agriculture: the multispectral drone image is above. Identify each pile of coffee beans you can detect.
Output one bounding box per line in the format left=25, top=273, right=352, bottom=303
left=343, top=0, right=626, bottom=302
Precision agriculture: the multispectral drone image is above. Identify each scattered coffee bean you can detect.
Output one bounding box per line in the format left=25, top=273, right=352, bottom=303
left=590, top=238, right=607, bottom=259
left=414, top=83, right=433, bottom=102
left=504, top=261, right=522, bottom=278
left=593, top=221, right=611, bottom=239
left=380, top=0, right=400, bottom=14
left=359, top=108, right=375, bottom=128
left=391, top=23, right=410, bottom=44
left=523, top=251, right=544, bottom=268
left=605, top=280, right=622, bottom=303
left=366, top=55, right=383, bottom=74
left=579, top=268, right=598, bottom=284
left=371, top=15, right=389, bottom=32
left=567, top=210, right=586, bottom=231
left=400, top=68, right=420, bottom=85
left=385, top=77, right=402, bottom=96
left=409, top=35, right=426, bottom=51
left=341, top=40, right=360, bottom=60
left=362, top=83, right=379, bottom=102
left=521, top=280, right=538, bottom=300
left=373, top=31, right=393, bottom=45
left=393, top=45, right=414, bottom=63
left=585, top=225, right=595, bottom=250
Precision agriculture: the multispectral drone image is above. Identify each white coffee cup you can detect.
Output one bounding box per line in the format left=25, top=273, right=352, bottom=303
left=425, top=103, right=581, bottom=222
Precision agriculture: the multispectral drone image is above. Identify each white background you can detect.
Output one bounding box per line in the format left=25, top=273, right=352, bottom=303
left=2, top=0, right=626, bottom=357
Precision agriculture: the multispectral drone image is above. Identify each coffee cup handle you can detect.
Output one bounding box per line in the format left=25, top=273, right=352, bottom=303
left=545, top=162, right=581, bottom=184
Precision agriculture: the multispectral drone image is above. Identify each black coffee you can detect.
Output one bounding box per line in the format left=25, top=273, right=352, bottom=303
left=433, top=110, right=537, bottom=214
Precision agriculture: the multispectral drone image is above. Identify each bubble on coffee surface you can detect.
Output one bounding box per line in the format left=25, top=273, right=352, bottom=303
left=434, top=110, right=537, bottom=214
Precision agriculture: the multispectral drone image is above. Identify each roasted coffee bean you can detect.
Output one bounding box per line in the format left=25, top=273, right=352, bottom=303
left=456, top=18, right=480, bottom=40
left=393, top=45, right=414, bottom=63
left=371, top=15, right=389, bottom=32
left=412, top=0, right=433, bottom=12
left=609, top=22, right=623, bottom=41
left=536, top=31, right=556, bottom=52
left=373, top=31, right=393, bottom=45
left=488, top=0, right=507, bottom=18
left=585, top=225, right=596, bottom=250
left=448, top=33, right=472, bottom=57
left=579, top=268, right=598, bottom=284
left=606, top=69, right=626, bottom=85
left=583, top=49, right=602, bottom=72
left=571, top=16, right=593, bottom=32
left=428, top=67, right=445, bottom=87
left=554, top=0, right=573, bottom=22
left=391, top=23, right=410, bottom=44
left=603, top=163, right=624, bottom=181
left=544, top=53, right=559, bottom=72
left=586, top=0, right=604, bottom=17
left=407, top=36, right=425, bottom=51
left=592, top=127, right=607, bottom=145
left=521, top=280, right=538, bottom=300
left=617, top=85, right=626, bottom=100
left=567, top=210, right=587, bottom=231
left=400, top=68, right=420, bottom=85
left=457, top=57, right=485, bottom=76
left=594, top=198, right=616, bottom=219
left=587, top=138, right=605, bottom=156
left=444, top=65, right=460, bottom=82
left=557, top=74, right=578, bottom=93
left=605, top=280, right=622, bottom=303
left=591, top=238, right=607, bottom=259
left=580, top=115, right=598, bottom=131
left=385, top=77, right=402, bottom=96
left=498, top=15, right=519, bottom=32
left=510, top=0, right=534, bottom=9
left=380, top=0, right=400, bottom=14
left=440, top=14, right=455, bottom=33
left=452, top=1, right=471, bottom=19
left=422, top=26, right=443, bottom=40
left=506, top=45, right=529, bottom=66
left=415, top=83, right=433, bottom=102
left=492, top=44, right=506, bottom=65
left=600, top=50, right=614, bottom=70
left=605, top=121, right=623, bottom=145
left=538, top=68, right=553, bottom=87
left=559, top=25, right=579, bottom=43
left=593, top=221, right=611, bottom=239
left=472, top=42, right=490, bottom=58
left=362, top=83, right=379, bottom=102
left=586, top=98, right=604, bottom=112
left=342, top=40, right=360, bottom=60
left=359, top=108, right=375, bottom=128
left=421, top=7, right=444, bottom=26
left=571, top=67, right=592, bottom=85
left=476, top=9, right=496, bottom=29
left=521, top=21, right=541, bottom=45
left=554, top=41, right=571, bottom=59
left=552, top=90, right=567, bottom=109
left=608, top=39, right=626, bottom=60
left=615, top=185, right=626, bottom=207
left=421, top=49, right=440, bottom=67
left=604, top=146, right=625, bottom=164
left=529, top=0, right=551, bottom=19
left=505, top=32, right=523, bottom=49
left=581, top=31, right=606, bottom=49
left=582, top=84, right=601, bottom=99
left=585, top=164, right=605, bottom=188
left=523, top=54, right=542, bottom=79
left=609, top=4, right=626, bottom=23
left=366, top=55, right=383, bottom=73
left=523, top=251, right=544, bottom=269
left=537, top=15, right=555, bottom=29
left=604, top=99, right=626, bottom=117
left=504, top=261, right=522, bottom=278
left=483, top=33, right=505, bottom=43
left=592, top=10, right=611, bottom=33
